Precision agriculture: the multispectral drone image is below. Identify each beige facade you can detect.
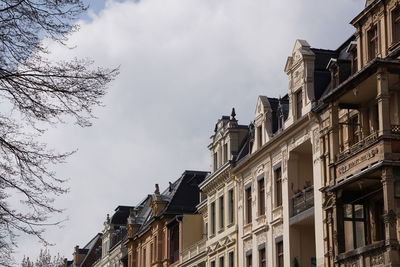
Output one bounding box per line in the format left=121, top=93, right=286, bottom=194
left=233, top=39, right=324, bottom=267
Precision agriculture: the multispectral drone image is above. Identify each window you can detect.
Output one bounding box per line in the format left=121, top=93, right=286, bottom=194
left=275, top=167, right=282, bottom=207
left=214, top=152, right=218, bottom=171
left=210, top=202, right=216, bottom=235
left=223, top=143, right=228, bottom=163
left=392, top=7, right=400, bottom=44
left=211, top=261, right=216, bottom=267
left=276, top=241, right=283, bottom=267
left=257, top=126, right=263, bottom=148
left=332, top=67, right=339, bottom=89
left=246, top=253, right=252, bottom=267
left=352, top=51, right=358, bottom=74
left=220, top=256, right=225, bottom=267
left=169, top=223, right=180, bottom=263
left=259, top=247, right=266, bottom=267
left=245, top=186, right=252, bottom=223
left=349, top=115, right=360, bottom=146
left=219, top=196, right=225, bottom=229
left=343, top=204, right=365, bottom=252
left=228, top=189, right=234, bottom=224
left=258, top=178, right=265, bottom=215
left=228, top=252, right=234, bottom=267
left=143, top=248, right=146, bottom=267
left=368, top=25, right=378, bottom=60
left=150, top=242, right=153, bottom=263
left=296, top=89, right=302, bottom=119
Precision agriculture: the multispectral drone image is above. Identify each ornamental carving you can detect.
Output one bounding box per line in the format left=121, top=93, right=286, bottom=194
left=371, top=252, right=385, bottom=266
left=256, top=233, right=267, bottom=245
left=244, top=239, right=252, bottom=252
left=273, top=224, right=283, bottom=237
left=383, top=209, right=397, bottom=227
left=344, top=259, right=359, bottom=267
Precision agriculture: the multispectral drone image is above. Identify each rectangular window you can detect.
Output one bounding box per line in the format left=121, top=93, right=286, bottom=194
left=296, top=90, right=303, bottom=119
left=368, top=25, right=378, bottom=60
left=210, top=202, right=216, bottom=235
left=150, top=242, right=153, bottom=263
left=219, top=196, right=225, bottom=229
left=223, top=143, right=228, bottom=163
left=169, top=223, right=180, bottom=263
left=276, top=242, right=283, bottom=267
left=228, top=252, right=234, bottom=267
left=257, top=126, right=263, bottom=148
left=246, top=253, right=252, bottom=267
left=245, top=186, right=252, bottom=223
left=343, top=204, right=365, bottom=252
left=392, top=7, right=400, bottom=43
left=211, top=261, right=216, bottom=267
left=275, top=167, right=282, bottom=207
left=228, top=189, right=234, bottom=224
left=143, top=248, right=146, bottom=267
left=258, top=178, right=265, bottom=215
left=259, top=247, right=266, bottom=267
left=214, top=152, right=218, bottom=171
left=220, top=256, right=225, bottom=267
left=349, top=115, right=360, bottom=146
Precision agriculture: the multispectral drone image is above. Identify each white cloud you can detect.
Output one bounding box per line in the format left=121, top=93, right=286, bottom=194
left=14, top=0, right=364, bottom=262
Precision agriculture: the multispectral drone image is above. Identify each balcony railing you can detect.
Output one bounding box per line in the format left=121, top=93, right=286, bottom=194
left=337, top=131, right=378, bottom=161
left=181, top=239, right=206, bottom=262
left=291, top=186, right=314, bottom=216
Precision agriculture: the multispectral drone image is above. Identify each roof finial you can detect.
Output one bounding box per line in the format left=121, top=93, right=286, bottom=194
left=231, top=107, right=236, bottom=120
left=154, top=184, right=160, bottom=195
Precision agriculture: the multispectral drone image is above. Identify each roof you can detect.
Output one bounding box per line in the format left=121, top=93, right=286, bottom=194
left=134, top=170, right=208, bottom=237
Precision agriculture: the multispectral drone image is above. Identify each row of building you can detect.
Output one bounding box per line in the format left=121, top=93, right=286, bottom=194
left=66, top=1, right=400, bottom=266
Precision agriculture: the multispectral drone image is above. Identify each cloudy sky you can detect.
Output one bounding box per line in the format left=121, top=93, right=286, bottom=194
left=15, top=0, right=365, bottom=263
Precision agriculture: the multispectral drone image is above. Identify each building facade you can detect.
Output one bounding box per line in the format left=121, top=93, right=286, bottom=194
left=66, top=1, right=400, bottom=267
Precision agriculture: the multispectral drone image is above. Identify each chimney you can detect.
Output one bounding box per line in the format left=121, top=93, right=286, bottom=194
left=151, top=184, right=168, bottom=216
left=73, top=246, right=86, bottom=267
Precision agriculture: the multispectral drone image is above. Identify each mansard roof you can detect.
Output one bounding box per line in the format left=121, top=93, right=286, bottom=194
left=134, top=170, right=208, bottom=236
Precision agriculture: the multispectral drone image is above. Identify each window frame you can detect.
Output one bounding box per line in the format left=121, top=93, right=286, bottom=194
left=274, top=167, right=282, bottom=208
left=258, top=177, right=265, bottom=216
left=245, top=186, right=252, bottom=224
left=367, top=24, right=379, bottom=61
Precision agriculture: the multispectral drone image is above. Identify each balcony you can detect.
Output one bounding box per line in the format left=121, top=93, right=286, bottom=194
left=337, top=131, right=378, bottom=161
left=291, top=186, right=314, bottom=217
left=181, top=239, right=206, bottom=263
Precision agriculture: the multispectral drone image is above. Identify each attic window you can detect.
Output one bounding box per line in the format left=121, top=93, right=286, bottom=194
left=295, top=90, right=303, bottom=119
left=392, top=7, right=400, bottom=44
left=257, top=126, right=263, bottom=148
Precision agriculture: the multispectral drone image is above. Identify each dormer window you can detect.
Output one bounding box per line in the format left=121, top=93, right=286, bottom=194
left=331, top=66, right=339, bottom=89
left=213, top=152, right=218, bottom=171
left=367, top=25, right=378, bottom=60
left=257, top=126, right=263, bottom=148
left=392, top=7, right=400, bottom=44
left=223, top=143, right=228, bottom=163
left=295, top=90, right=303, bottom=119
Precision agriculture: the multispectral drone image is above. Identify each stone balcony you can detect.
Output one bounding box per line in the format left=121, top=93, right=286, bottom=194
left=181, top=239, right=206, bottom=263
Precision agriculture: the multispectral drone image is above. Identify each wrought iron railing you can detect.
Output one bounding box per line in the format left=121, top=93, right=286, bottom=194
left=291, top=185, right=314, bottom=216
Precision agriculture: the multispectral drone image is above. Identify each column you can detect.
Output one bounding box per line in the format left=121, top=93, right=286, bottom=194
left=381, top=167, right=400, bottom=266
left=377, top=69, right=391, bottom=136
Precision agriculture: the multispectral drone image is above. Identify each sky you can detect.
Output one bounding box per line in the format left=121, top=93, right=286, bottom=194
left=15, top=0, right=365, bottom=263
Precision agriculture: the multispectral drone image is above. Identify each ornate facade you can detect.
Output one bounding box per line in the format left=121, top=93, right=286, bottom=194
left=66, top=1, right=400, bottom=267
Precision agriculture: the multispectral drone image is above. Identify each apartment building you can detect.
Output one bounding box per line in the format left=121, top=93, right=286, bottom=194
left=317, top=0, right=400, bottom=266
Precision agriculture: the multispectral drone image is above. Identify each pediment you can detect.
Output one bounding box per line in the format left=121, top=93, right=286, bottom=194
left=255, top=96, right=271, bottom=117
